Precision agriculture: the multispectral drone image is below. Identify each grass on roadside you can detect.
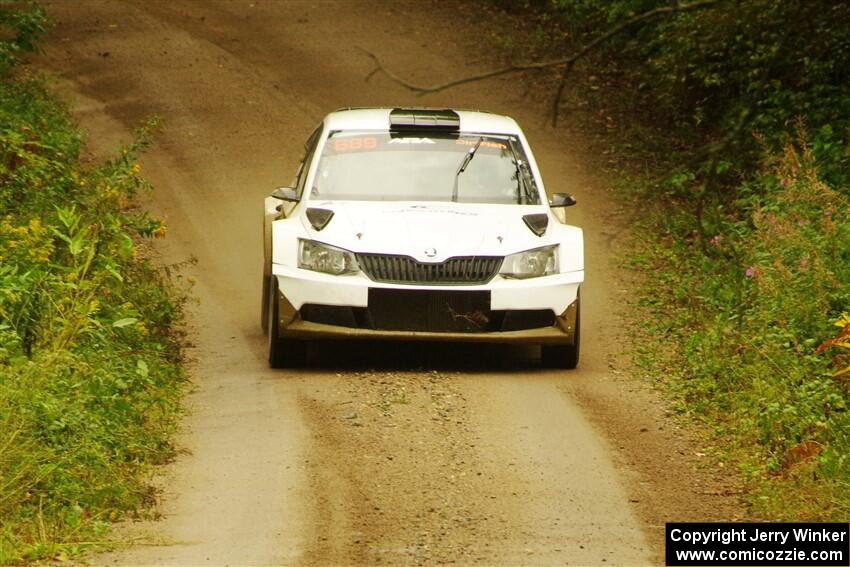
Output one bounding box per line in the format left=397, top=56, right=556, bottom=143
left=626, top=135, right=850, bottom=520
left=0, top=63, right=187, bottom=565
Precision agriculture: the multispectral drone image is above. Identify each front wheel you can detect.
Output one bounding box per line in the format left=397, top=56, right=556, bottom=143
left=268, top=278, right=307, bottom=368
left=541, top=297, right=580, bottom=370
left=260, top=275, right=271, bottom=335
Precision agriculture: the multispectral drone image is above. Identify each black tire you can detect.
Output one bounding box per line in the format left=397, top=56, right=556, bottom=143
left=260, top=275, right=270, bottom=335
left=268, top=278, right=307, bottom=368
left=541, top=296, right=580, bottom=369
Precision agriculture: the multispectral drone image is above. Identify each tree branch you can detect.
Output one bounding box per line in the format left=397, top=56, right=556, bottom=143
left=361, top=0, right=722, bottom=126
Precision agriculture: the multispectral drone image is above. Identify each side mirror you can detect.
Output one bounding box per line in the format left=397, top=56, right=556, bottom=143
left=549, top=193, right=577, bottom=207
left=271, top=186, right=299, bottom=202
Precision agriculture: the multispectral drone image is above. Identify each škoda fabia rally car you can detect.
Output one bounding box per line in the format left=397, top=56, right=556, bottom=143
left=262, top=108, right=583, bottom=369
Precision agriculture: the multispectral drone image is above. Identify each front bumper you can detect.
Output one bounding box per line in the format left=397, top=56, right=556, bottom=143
left=272, top=265, right=582, bottom=345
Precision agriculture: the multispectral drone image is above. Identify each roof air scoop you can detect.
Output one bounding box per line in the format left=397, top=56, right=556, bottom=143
left=522, top=213, right=549, bottom=237
left=306, top=208, right=334, bottom=231
left=389, top=108, right=460, bottom=131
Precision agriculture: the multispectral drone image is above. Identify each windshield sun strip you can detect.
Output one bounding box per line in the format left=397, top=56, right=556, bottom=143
left=313, top=131, right=541, bottom=205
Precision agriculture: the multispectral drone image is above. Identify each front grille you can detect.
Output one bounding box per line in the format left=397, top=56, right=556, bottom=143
left=357, top=253, right=502, bottom=285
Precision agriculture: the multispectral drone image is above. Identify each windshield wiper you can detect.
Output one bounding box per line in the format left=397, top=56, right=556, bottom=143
left=451, top=137, right=483, bottom=203
left=507, top=138, right=531, bottom=204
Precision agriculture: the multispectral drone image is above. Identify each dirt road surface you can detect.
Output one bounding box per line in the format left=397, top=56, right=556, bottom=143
left=38, top=1, right=744, bottom=565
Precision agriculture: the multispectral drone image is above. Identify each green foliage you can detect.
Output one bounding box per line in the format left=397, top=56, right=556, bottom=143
left=631, top=138, right=850, bottom=519
left=510, top=0, right=850, bottom=185
left=644, top=1, right=850, bottom=183
left=502, top=0, right=850, bottom=519
left=0, top=74, right=184, bottom=561
left=0, top=1, right=45, bottom=75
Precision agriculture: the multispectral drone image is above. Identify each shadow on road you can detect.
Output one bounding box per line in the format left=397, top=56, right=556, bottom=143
left=304, top=340, right=541, bottom=372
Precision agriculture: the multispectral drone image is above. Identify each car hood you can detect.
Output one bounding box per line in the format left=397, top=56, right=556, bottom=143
left=301, top=201, right=553, bottom=262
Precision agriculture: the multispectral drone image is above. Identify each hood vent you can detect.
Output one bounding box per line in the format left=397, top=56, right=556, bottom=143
left=306, top=208, right=334, bottom=231
left=522, top=213, right=549, bottom=237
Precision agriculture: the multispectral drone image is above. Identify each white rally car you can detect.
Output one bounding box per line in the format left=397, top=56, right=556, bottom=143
left=262, top=108, right=583, bottom=369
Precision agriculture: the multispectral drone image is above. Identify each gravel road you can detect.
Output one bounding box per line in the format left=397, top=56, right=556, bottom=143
left=38, top=1, right=743, bottom=564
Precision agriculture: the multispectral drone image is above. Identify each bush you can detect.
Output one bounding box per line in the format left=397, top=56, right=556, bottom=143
left=633, top=136, right=850, bottom=519
left=0, top=44, right=185, bottom=567
left=497, top=0, right=850, bottom=519
left=501, top=0, right=850, bottom=185
left=0, top=1, right=45, bottom=74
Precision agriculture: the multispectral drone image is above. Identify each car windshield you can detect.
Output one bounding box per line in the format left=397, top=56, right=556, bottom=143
left=310, top=131, right=541, bottom=204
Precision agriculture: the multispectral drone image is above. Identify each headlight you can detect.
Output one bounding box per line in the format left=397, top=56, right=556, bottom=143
left=298, top=240, right=359, bottom=275
left=500, top=245, right=558, bottom=279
